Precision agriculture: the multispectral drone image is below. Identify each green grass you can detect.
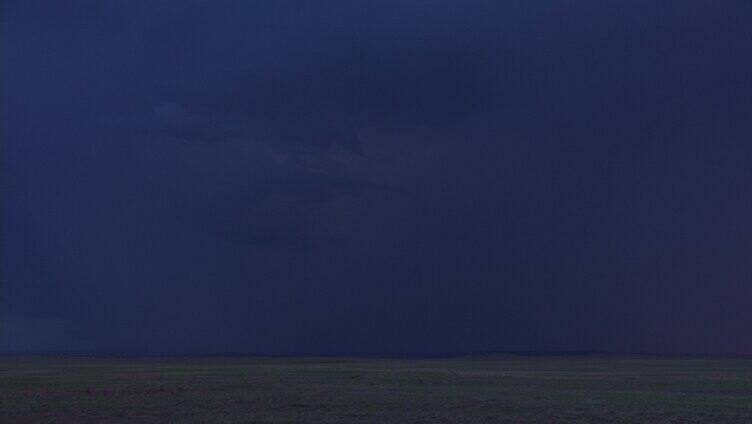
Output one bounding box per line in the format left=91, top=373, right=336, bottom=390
left=1, top=356, right=751, bottom=423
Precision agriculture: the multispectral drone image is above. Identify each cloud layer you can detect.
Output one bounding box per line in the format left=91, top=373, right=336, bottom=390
left=3, top=0, right=752, bottom=355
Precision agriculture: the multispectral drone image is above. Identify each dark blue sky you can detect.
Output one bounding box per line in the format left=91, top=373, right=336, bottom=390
left=3, top=0, right=752, bottom=355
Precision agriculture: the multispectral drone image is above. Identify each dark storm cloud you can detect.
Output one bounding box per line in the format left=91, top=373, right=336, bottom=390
left=89, top=0, right=515, bottom=247
left=3, top=0, right=752, bottom=355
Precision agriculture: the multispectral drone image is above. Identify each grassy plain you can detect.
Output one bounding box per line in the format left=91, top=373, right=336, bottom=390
left=1, top=355, right=751, bottom=423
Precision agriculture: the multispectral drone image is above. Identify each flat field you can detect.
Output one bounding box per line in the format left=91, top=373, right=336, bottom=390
left=1, top=356, right=751, bottom=423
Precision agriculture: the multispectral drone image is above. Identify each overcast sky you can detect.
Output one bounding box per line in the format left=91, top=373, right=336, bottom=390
left=3, top=0, right=752, bottom=355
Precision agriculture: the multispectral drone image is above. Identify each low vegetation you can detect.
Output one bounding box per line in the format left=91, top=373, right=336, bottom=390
left=1, top=355, right=751, bottom=423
